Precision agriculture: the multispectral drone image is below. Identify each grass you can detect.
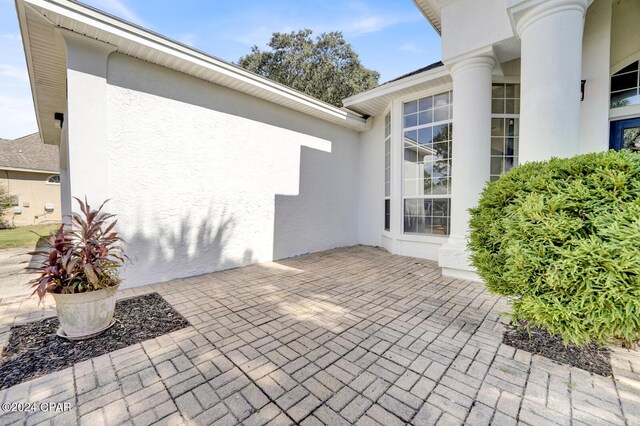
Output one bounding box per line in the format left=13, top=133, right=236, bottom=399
left=0, top=224, right=59, bottom=250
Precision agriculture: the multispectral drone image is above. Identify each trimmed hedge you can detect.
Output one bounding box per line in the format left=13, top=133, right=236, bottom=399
left=469, top=150, right=640, bottom=346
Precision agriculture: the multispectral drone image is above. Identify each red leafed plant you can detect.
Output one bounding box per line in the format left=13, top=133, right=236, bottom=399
left=28, top=197, right=125, bottom=301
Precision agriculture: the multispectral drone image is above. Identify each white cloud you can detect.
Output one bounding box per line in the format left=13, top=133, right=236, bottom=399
left=0, top=95, right=37, bottom=139
left=344, top=15, right=388, bottom=35
left=221, top=1, right=420, bottom=51
left=400, top=42, right=424, bottom=53
left=88, top=0, right=146, bottom=26
left=340, top=2, right=419, bottom=36
left=0, top=64, right=28, bottom=81
left=177, top=33, right=197, bottom=47
left=230, top=26, right=283, bottom=47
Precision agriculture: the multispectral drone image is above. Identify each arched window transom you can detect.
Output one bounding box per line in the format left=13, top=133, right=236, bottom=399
left=611, top=61, right=640, bottom=108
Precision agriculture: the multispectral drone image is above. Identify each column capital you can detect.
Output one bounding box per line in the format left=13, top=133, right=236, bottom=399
left=443, top=47, right=497, bottom=77
left=508, top=0, right=594, bottom=36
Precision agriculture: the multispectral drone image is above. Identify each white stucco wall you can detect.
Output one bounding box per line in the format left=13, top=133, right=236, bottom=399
left=579, top=0, right=612, bottom=153
left=357, top=114, right=384, bottom=247
left=103, top=53, right=360, bottom=287
left=610, top=0, right=640, bottom=71
left=441, top=0, right=514, bottom=61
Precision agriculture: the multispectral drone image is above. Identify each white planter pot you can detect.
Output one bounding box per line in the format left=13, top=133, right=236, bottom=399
left=51, top=284, right=120, bottom=339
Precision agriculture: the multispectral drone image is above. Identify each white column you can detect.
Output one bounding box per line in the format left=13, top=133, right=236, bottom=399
left=60, top=30, right=116, bottom=213
left=438, top=51, right=495, bottom=281
left=510, top=0, right=593, bottom=162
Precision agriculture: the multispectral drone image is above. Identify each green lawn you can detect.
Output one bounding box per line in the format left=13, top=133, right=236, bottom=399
left=0, top=224, right=60, bottom=250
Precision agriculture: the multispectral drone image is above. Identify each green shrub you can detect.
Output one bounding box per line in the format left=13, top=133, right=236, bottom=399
left=469, top=150, right=640, bottom=346
left=0, top=185, right=13, bottom=229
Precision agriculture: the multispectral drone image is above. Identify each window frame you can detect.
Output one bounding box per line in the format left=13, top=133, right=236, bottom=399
left=384, top=111, right=391, bottom=232
left=46, top=175, right=61, bottom=185
left=490, top=83, right=521, bottom=181
left=401, top=89, right=453, bottom=237
left=610, top=60, right=640, bottom=109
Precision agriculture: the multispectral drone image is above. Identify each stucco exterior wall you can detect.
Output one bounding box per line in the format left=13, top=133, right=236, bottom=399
left=610, top=0, right=640, bottom=71
left=357, top=114, right=384, bottom=248
left=579, top=0, right=612, bottom=153
left=441, top=0, right=514, bottom=61
left=0, top=170, right=61, bottom=227
left=104, top=53, right=360, bottom=287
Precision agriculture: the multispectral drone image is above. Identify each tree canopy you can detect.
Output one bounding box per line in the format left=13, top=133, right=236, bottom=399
left=238, top=29, right=379, bottom=107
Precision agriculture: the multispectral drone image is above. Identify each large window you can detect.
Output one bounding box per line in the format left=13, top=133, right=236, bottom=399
left=384, top=112, right=391, bottom=231
left=611, top=61, right=640, bottom=108
left=491, top=84, right=520, bottom=181
left=402, top=91, right=452, bottom=235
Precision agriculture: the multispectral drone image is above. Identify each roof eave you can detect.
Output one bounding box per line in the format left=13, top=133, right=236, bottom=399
left=18, top=0, right=368, bottom=134
left=412, top=0, right=442, bottom=35
left=343, top=65, right=450, bottom=108
left=15, top=0, right=48, bottom=146
left=0, top=166, right=59, bottom=174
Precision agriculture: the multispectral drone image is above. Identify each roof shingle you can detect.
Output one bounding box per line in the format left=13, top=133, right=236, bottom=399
left=0, top=133, right=59, bottom=173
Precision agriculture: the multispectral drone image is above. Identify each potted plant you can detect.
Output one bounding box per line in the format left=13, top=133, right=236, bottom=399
left=28, top=197, right=125, bottom=340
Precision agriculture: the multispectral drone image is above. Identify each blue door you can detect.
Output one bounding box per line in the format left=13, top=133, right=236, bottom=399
left=609, top=118, right=640, bottom=151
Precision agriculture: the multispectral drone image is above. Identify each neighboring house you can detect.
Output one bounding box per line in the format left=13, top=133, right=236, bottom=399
left=0, top=133, right=61, bottom=227
left=15, top=0, right=639, bottom=287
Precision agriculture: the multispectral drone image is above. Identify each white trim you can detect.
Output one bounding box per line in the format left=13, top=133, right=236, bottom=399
left=0, top=166, right=59, bottom=174
left=18, top=0, right=367, bottom=134
left=395, top=83, right=454, bottom=105
left=507, top=0, right=594, bottom=37
left=15, top=0, right=46, bottom=147
left=46, top=174, right=61, bottom=185
left=412, top=0, right=442, bottom=35
left=609, top=105, right=640, bottom=121
left=611, top=54, right=640, bottom=76
left=343, top=66, right=449, bottom=107
left=395, top=233, right=448, bottom=244
left=491, top=76, right=521, bottom=84
left=400, top=89, right=453, bottom=238
left=383, top=106, right=392, bottom=233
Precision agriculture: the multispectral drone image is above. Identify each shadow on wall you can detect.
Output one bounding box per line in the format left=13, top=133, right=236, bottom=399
left=104, top=53, right=360, bottom=287
left=121, top=208, right=254, bottom=288
left=273, top=145, right=359, bottom=260
left=107, top=53, right=343, bottom=142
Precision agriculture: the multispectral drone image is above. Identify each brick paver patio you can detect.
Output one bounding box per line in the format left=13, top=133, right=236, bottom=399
left=0, top=246, right=638, bottom=425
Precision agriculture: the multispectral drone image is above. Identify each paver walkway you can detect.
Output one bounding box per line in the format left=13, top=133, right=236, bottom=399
left=0, top=246, right=638, bottom=425
left=0, top=248, right=39, bottom=304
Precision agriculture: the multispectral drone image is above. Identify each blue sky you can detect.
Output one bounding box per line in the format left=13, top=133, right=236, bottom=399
left=0, top=0, right=441, bottom=139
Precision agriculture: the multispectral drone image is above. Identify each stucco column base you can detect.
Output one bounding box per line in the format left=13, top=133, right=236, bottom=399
left=438, top=236, right=481, bottom=282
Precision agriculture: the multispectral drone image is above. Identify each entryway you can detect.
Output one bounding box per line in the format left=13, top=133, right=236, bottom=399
left=610, top=117, right=640, bottom=151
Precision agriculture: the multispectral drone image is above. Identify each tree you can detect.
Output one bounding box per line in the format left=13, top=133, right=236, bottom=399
left=238, top=29, right=379, bottom=107
left=0, top=185, right=14, bottom=229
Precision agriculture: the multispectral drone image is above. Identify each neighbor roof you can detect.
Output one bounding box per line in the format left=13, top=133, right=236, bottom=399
left=0, top=133, right=59, bottom=173
left=16, top=0, right=368, bottom=146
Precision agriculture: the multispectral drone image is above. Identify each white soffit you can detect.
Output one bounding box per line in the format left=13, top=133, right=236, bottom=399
left=16, top=2, right=67, bottom=145
left=412, top=0, right=442, bottom=34
left=343, top=66, right=451, bottom=117
left=16, top=0, right=368, bottom=146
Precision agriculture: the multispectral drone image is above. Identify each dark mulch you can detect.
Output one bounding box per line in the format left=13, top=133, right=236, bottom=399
left=503, top=321, right=612, bottom=377
left=0, top=292, right=190, bottom=389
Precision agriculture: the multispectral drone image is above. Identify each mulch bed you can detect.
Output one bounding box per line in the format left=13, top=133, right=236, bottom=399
left=503, top=321, right=612, bottom=377
left=0, top=292, right=190, bottom=389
